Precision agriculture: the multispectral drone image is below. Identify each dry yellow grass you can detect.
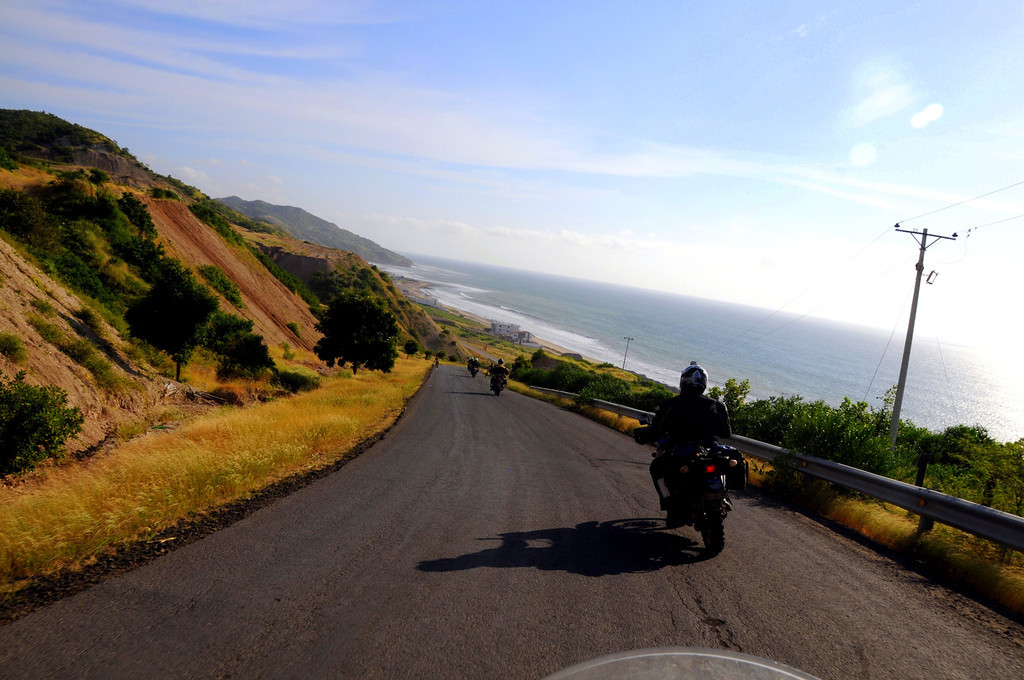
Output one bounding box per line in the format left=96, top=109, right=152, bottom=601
left=0, top=358, right=429, bottom=586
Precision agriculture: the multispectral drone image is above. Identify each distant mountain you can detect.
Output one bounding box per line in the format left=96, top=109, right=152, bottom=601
left=216, top=196, right=411, bottom=267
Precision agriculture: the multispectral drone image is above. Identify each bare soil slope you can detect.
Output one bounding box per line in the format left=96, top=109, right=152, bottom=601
left=0, top=236, right=163, bottom=453
left=144, top=198, right=319, bottom=352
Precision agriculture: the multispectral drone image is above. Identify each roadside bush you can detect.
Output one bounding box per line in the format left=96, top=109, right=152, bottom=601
left=731, top=394, right=803, bottom=445
left=0, top=370, right=84, bottom=474
left=708, top=378, right=751, bottom=416
left=785, top=398, right=895, bottom=475
left=274, top=369, right=322, bottom=393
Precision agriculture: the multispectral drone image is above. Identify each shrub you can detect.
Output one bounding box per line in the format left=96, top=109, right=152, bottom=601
left=0, top=188, right=56, bottom=246
left=0, top=147, right=16, bottom=170
left=74, top=306, right=106, bottom=338
left=29, top=298, right=56, bottom=316
left=150, top=187, right=179, bottom=200
left=287, top=321, right=301, bottom=338
left=117, top=193, right=156, bottom=237
left=189, top=201, right=245, bottom=247
left=198, top=264, right=244, bottom=308
left=200, top=311, right=275, bottom=379
left=27, top=314, right=124, bottom=390
left=0, top=370, right=84, bottom=474
left=0, top=333, right=27, bottom=363
left=274, top=369, right=322, bottom=393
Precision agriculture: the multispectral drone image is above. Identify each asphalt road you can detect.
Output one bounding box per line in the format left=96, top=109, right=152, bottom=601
left=1, top=366, right=1022, bottom=679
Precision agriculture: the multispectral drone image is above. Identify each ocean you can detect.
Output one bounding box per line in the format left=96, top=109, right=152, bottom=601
left=381, top=254, right=1024, bottom=444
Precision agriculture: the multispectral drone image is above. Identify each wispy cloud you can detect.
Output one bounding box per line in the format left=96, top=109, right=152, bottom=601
left=846, top=59, right=915, bottom=128
left=3, top=2, right=1018, bottom=225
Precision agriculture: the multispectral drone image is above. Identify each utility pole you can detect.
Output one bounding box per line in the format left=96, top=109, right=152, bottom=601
left=890, top=226, right=957, bottom=451
left=622, top=336, right=634, bottom=370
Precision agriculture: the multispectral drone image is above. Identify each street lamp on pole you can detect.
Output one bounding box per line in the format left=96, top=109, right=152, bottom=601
left=622, top=336, right=634, bottom=370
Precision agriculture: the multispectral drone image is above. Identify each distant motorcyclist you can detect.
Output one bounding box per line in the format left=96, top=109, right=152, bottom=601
left=467, top=356, right=480, bottom=376
left=634, top=361, right=732, bottom=527
left=489, top=358, right=510, bottom=392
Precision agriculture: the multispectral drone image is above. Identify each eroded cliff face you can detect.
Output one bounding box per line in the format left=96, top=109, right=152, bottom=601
left=255, top=245, right=334, bottom=284
left=27, top=142, right=155, bottom=187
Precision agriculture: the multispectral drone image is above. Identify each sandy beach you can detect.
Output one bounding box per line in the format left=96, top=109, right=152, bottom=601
left=393, top=276, right=597, bottom=361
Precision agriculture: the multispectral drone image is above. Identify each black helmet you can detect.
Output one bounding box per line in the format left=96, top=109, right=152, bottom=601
left=679, top=361, right=708, bottom=394
left=498, top=359, right=505, bottom=365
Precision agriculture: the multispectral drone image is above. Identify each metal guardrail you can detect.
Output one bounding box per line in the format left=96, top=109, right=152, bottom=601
left=529, top=385, right=1024, bottom=553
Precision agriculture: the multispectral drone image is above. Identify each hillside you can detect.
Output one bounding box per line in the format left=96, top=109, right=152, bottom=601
left=216, top=196, right=412, bottom=267
left=0, top=109, right=446, bottom=460
left=241, top=230, right=456, bottom=360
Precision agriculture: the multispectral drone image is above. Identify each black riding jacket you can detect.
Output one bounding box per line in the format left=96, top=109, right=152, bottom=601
left=648, top=392, right=732, bottom=450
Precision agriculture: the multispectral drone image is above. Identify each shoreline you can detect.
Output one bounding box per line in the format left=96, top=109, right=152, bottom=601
left=393, top=276, right=602, bottom=363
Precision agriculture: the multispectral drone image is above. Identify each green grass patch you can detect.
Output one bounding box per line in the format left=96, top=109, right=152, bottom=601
left=27, top=314, right=127, bottom=391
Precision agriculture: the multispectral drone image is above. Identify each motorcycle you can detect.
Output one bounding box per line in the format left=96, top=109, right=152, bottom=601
left=468, top=363, right=479, bottom=377
left=635, top=423, right=747, bottom=554
left=490, top=374, right=507, bottom=396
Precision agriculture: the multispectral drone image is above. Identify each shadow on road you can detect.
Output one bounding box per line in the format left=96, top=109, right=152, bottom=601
left=417, top=518, right=714, bottom=577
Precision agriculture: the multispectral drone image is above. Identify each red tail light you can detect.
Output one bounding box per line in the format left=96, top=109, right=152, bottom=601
left=704, top=464, right=717, bottom=474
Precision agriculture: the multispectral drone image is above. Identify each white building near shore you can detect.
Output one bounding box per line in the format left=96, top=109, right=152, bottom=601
left=490, top=321, right=534, bottom=345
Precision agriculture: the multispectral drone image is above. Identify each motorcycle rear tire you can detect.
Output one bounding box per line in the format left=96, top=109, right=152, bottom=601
left=700, top=512, right=725, bottom=555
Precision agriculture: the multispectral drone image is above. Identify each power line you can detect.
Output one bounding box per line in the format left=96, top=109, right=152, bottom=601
left=897, top=179, right=1024, bottom=225
left=710, top=224, right=893, bottom=357
left=961, top=211, right=1024, bottom=238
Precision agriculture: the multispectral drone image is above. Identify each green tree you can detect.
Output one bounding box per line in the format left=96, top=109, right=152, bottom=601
left=0, top=371, right=84, bottom=474
left=708, top=378, right=750, bottom=416
left=314, top=291, right=399, bottom=374
left=403, top=339, right=420, bottom=357
left=126, top=259, right=219, bottom=380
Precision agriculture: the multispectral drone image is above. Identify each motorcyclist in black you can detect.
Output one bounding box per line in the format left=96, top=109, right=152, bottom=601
left=489, top=358, right=509, bottom=387
left=634, top=361, right=732, bottom=527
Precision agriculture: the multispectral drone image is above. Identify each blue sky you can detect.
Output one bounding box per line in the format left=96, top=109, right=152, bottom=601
left=2, top=1, right=1023, bottom=359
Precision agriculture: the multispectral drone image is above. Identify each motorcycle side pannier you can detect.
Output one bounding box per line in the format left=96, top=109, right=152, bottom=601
left=722, top=448, right=748, bottom=490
